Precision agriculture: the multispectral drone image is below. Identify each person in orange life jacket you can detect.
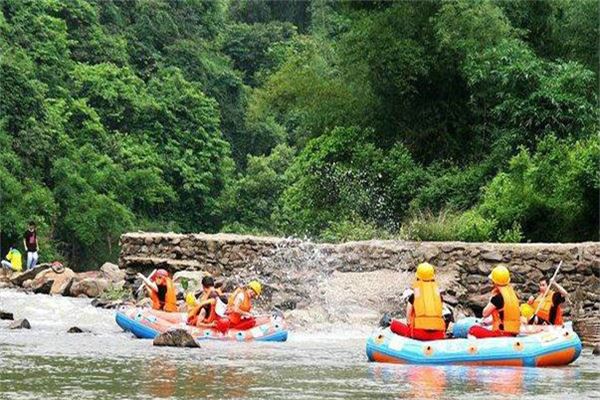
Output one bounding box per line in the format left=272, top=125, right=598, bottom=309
left=389, top=263, right=447, bottom=341
left=224, top=280, right=262, bottom=331
left=527, top=277, right=567, bottom=325
left=468, top=265, right=521, bottom=338
left=187, top=276, right=226, bottom=327
left=137, top=269, right=178, bottom=312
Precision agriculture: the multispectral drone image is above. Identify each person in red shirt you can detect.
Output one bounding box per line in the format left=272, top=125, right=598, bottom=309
left=23, top=221, right=39, bottom=270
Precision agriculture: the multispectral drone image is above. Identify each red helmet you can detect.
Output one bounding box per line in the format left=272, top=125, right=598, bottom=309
left=152, top=269, right=169, bottom=281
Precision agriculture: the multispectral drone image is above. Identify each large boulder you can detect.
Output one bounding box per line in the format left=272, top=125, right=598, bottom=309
left=10, top=263, right=53, bottom=286
left=69, top=278, right=109, bottom=298
left=31, top=268, right=75, bottom=295
left=153, top=329, right=199, bottom=348
left=100, top=262, right=125, bottom=283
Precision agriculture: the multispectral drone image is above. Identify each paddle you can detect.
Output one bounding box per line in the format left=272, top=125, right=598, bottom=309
left=136, top=269, right=157, bottom=296
left=533, top=260, right=563, bottom=318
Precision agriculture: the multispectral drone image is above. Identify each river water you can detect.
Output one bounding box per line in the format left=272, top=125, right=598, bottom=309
left=0, top=290, right=598, bottom=400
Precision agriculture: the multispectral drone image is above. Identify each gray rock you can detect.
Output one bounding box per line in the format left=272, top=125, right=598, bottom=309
left=100, top=263, right=125, bottom=283
left=9, top=318, right=31, bottom=329
left=593, top=344, right=600, bottom=356
left=481, top=252, right=503, bottom=262
left=33, top=280, right=54, bottom=295
left=69, top=278, right=109, bottom=298
left=0, top=311, right=14, bottom=320
left=67, top=326, right=91, bottom=333
left=153, top=329, right=199, bottom=348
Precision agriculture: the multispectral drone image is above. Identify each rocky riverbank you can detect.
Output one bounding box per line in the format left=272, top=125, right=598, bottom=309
left=1, top=233, right=599, bottom=345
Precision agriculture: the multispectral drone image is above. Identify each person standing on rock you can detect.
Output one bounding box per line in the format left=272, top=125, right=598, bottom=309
left=387, top=263, right=447, bottom=341
left=1, top=246, right=22, bottom=272
left=23, top=221, right=39, bottom=270
left=137, top=269, right=178, bottom=312
left=527, top=277, right=568, bottom=325
left=468, top=265, right=521, bottom=338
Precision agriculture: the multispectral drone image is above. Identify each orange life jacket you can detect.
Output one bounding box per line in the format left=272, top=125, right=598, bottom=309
left=533, top=290, right=564, bottom=325
left=491, top=285, right=521, bottom=334
left=187, top=287, right=223, bottom=325
left=410, top=279, right=445, bottom=331
left=187, top=298, right=218, bottom=325
left=227, top=288, right=252, bottom=325
left=149, top=278, right=178, bottom=312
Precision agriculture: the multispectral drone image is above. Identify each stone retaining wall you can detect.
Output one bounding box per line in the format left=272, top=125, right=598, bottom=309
left=120, top=233, right=600, bottom=317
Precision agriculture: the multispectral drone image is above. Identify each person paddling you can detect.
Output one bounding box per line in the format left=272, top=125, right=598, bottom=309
left=468, top=265, right=520, bottom=338
left=527, top=277, right=568, bottom=325
left=389, top=263, right=446, bottom=341
left=137, top=269, right=178, bottom=312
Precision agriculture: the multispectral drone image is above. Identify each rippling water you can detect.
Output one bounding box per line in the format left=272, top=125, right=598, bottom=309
left=1, top=290, right=598, bottom=400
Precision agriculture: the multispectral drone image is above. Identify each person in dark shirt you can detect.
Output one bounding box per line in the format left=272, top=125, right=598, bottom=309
left=23, top=221, right=39, bottom=270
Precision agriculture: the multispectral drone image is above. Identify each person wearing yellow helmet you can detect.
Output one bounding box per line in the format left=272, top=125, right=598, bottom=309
left=468, top=265, right=521, bottom=338
left=224, top=280, right=262, bottom=331
left=388, top=263, right=447, bottom=341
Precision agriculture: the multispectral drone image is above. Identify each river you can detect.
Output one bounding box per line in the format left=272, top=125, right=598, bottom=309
left=0, top=290, right=598, bottom=400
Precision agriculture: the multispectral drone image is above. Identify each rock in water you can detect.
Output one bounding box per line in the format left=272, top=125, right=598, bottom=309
left=593, top=344, right=600, bottom=356
left=31, top=268, right=75, bottom=295
left=9, top=318, right=31, bottom=329
left=67, top=327, right=86, bottom=333
left=32, top=280, right=54, bottom=295
left=0, top=311, right=14, bottom=320
left=69, top=278, right=109, bottom=298
left=10, top=264, right=53, bottom=286
left=153, top=329, right=199, bottom=348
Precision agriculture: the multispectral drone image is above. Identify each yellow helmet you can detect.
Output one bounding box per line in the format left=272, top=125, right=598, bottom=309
left=520, top=303, right=534, bottom=319
left=416, top=263, right=435, bottom=281
left=185, top=292, right=197, bottom=307
left=248, top=280, right=262, bottom=296
left=489, top=265, right=510, bottom=286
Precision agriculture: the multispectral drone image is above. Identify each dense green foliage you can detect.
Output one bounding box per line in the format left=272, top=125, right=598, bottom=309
left=0, top=0, right=597, bottom=267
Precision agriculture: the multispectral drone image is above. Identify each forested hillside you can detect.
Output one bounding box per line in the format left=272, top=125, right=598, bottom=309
left=0, top=0, right=598, bottom=267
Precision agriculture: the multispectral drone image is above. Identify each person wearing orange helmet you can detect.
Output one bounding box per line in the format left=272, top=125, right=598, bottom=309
left=468, top=265, right=521, bottom=338
left=388, top=263, right=447, bottom=341
left=137, top=269, right=178, bottom=312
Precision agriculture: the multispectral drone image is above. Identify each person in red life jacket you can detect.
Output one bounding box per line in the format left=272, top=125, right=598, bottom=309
left=187, top=276, right=227, bottom=327
left=527, top=277, right=568, bottom=325
left=137, top=269, right=178, bottom=312
left=388, top=263, right=447, bottom=341
left=468, top=265, right=521, bottom=338
left=224, top=280, right=262, bottom=331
